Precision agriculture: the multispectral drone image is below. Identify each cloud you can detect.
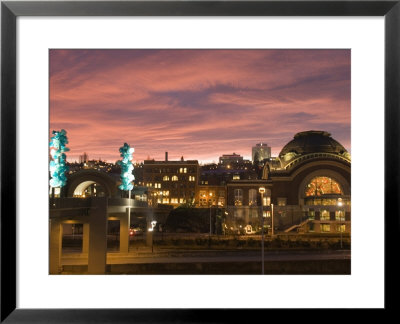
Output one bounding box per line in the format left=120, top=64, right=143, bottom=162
left=50, top=49, right=351, bottom=163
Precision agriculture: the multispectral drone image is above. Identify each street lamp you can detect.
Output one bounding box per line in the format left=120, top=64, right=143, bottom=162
left=148, top=220, right=157, bottom=253
left=209, top=192, right=213, bottom=237
left=259, top=187, right=266, bottom=275
left=337, top=198, right=343, bottom=249
left=271, top=203, right=274, bottom=236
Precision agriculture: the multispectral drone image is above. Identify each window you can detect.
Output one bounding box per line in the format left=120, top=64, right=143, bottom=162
left=163, top=175, right=170, bottom=181
left=277, top=197, right=287, bottom=206
left=321, top=224, right=331, bottom=232
left=249, top=189, right=257, bottom=206
left=162, top=198, right=169, bottom=204
left=337, top=224, right=346, bottom=232
left=172, top=175, right=178, bottom=181
left=234, top=209, right=244, bottom=218
left=305, top=177, right=343, bottom=197
left=263, top=197, right=270, bottom=206
left=233, top=175, right=240, bottom=180
left=309, top=223, right=315, bottom=232
left=179, top=198, right=185, bottom=204
left=249, top=208, right=258, bottom=218
left=335, top=210, right=345, bottom=221
left=155, top=183, right=161, bottom=189
left=234, top=189, right=243, bottom=206
left=308, top=210, right=315, bottom=220
left=320, top=210, right=330, bottom=221
left=189, top=176, right=196, bottom=181
left=170, top=198, right=178, bottom=204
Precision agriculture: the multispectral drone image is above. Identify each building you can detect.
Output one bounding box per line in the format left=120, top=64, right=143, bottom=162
left=143, top=153, right=199, bottom=207
left=225, top=131, right=351, bottom=234
left=252, top=143, right=271, bottom=162
left=219, top=153, right=244, bottom=165
left=79, top=152, right=89, bottom=164
left=199, top=161, right=258, bottom=186
left=196, top=185, right=226, bottom=207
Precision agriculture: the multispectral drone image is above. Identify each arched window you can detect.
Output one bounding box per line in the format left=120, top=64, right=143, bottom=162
left=163, top=175, right=170, bottom=181
left=249, top=189, right=257, bottom=206
left=305, top=176, right=343, bottom=197
left=234, top=189, right=243, bottom=206
left=171, top=175, right=178, bottom=181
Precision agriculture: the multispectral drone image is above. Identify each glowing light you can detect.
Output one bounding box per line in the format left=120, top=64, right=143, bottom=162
left=117, top=143, right=135, bottom=191
left=49, top=129, right=69, bottom=188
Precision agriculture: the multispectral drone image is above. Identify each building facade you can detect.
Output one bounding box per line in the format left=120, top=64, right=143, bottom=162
left=219, top=153, right=244, bottom=165
left=225, top=131, right=351, bottom=234
left=143, top=156, right=199, bottom=207
left=252, top=143, right=271, bottom=162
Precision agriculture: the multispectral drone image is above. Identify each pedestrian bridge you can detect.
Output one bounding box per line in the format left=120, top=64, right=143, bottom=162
left=49, top=197, right=166, bottom=274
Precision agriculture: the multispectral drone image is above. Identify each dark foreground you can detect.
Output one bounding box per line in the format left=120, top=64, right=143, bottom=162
left=61, top=249, right=350, bottom=275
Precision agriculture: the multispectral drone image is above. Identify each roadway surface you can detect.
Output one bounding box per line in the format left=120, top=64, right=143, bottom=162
left=61, top=249, right=350, bottom=266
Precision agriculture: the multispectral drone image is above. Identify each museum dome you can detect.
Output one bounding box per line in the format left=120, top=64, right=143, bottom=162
left=279, top=131, right=349, bottom=165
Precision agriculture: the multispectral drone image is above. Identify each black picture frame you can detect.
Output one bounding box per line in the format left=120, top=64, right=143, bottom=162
left=1, top=0, right=398, bottom=322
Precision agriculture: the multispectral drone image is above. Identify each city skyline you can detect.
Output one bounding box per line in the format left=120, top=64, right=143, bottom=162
left=50, top=49, right=351, bottom=164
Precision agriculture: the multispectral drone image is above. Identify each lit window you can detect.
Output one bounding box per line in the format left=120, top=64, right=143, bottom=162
left=179, top=198, right=185, bottom=203
left=320, top=210, right=330, bottom=221
left=172, top=175, right=178, bottom=181
left=163, top=176, right=170, bottom=181
left=189, top=176, right=195, bottom=181
left=321, top=224, right=331, bottom=232
left=337, top=224, right=346, bottom=232
left=305, top=177, right=343, bottom=197
left=249, top=189, right=257, bottom=206
left=162, top=198, right=169, bottom=204
left=233, top=175, right=240, bottom=180
left=234, top=189, right=243, bottom=206
left=335, top=210, right=345, bottom=221
left=308, top=210, right=315, bottom=220
left=171, top=198, right=178, bottom=204
left=263, top=197, right=270, bottom=206
left=277, top=198, right=287, bottom=206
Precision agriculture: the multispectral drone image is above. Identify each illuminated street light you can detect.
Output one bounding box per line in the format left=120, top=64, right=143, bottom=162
left=259, top=187, right=266, bottom=275
left=271, top=203, right=274, bottom=236
left=148, top=221, right=157, bottom=253
left=337, top=198, right=343, bottom=249
left=209, top=192, right=213, bottom=237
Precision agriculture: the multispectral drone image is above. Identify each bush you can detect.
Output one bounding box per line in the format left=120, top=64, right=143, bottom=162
left=165, top=207, right=213, bottom=233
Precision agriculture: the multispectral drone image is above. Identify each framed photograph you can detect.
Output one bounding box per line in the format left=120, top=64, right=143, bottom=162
left=1, top=0, right=398, bottom=321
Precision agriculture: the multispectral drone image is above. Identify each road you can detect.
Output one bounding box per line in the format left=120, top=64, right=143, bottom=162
left=61, top=249, right=350, bottom=266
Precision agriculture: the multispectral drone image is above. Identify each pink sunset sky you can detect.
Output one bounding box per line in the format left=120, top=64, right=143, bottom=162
left=49, top=49, right=350, bottom=164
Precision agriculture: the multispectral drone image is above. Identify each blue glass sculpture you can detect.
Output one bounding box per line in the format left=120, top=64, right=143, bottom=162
left=117, top=143, right=135, bottom=191
left=49, top=129, right=69, bottom=188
